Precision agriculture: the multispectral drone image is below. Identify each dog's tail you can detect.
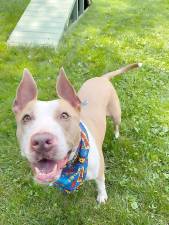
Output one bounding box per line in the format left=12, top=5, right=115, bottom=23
left=103, top=63, right=142, bottom=80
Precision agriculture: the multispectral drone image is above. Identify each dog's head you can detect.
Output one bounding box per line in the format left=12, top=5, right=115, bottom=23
left=13, top=68, right=81, bottom=184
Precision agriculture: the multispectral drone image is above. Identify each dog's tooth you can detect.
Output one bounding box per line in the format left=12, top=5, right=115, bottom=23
left=35, top=167, right=40, bottom=174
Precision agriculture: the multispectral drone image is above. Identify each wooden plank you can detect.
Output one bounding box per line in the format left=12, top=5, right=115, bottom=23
left=26, top=5, right=71, bottom=12
left=8, top=31, right=61, bottom=40
left=8, top=31, right=61, bottom=46
left=16, top=15, right=67, bottom=25
left=9, top=39, right=59, bottom=47
left=16, top=21, right=65, bottom=30
left=30, top=0, right=73, bottom=3
left=25, top=0, right=76, bottom=12
left=23, top=10, right=68, bottom=17
left=14, top=25, right=66, bottom=34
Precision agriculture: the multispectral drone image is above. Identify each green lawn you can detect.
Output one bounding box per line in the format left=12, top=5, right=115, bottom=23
left=0, top=0, right=169, bottom=224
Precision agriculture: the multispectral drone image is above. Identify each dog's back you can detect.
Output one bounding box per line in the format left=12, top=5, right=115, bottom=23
left=78, top=63, right=142, bottom=144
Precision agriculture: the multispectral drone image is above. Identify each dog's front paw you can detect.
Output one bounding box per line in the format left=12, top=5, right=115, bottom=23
left=97, top=192, right=108, bottom=204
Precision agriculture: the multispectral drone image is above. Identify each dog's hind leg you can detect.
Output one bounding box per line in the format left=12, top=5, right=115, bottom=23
left=107, top=89, right=121, bottom=139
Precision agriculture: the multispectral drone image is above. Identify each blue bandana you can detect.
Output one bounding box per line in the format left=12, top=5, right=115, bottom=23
left=51, top=122, right=90, bottom=193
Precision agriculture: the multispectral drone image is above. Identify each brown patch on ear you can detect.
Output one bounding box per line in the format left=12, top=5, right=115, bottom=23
left=13, top=68, right=38, bottom=114
left=56, top=67, right=81, bottom=111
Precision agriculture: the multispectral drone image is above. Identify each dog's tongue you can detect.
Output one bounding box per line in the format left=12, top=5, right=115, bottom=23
left=34, top=158, right=67, bottom=183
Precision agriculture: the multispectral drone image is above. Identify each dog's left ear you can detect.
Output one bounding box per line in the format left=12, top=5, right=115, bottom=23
left=56, top=67, right=81, bottom=111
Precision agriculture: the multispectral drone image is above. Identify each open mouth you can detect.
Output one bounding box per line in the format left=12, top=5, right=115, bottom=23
left=32, top=158, right=68, bottom=183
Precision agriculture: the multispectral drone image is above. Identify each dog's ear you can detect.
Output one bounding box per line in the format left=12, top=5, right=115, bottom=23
left=12, top=69, right=38, bottom=114
left=56, top=67, right=81, bottom=111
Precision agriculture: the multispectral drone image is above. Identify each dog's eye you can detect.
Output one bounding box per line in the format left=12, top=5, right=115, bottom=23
left=22, top=114, right=32, bottom=123
left=60, top=112, right=70, bottom=120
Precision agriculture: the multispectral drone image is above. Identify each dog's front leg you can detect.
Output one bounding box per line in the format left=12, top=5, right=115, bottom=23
left=96, top=176, right=108, bottom=204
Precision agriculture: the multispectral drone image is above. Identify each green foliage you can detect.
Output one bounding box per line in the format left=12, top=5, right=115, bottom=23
left=0, top=0, right=169, bottom=224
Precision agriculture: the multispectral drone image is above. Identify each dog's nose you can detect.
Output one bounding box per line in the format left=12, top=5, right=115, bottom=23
left=31, top=132, right=56, bottom=152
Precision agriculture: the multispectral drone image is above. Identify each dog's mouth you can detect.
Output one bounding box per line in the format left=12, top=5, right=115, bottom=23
left=32, top=158, right=68, bottom=184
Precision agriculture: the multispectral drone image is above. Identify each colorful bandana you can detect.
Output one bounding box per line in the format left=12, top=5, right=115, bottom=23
left=51, top=122, right=90, bottom=193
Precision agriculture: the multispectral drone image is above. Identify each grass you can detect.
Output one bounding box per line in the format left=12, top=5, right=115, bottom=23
left=0, top=0, right=169, bottom=224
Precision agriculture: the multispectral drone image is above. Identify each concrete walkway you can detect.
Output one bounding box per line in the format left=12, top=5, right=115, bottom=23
left=7, top=0, right=80, bottom=47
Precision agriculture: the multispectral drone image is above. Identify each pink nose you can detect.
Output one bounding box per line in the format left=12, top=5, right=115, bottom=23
left=31, top=132, right=56, bottom=152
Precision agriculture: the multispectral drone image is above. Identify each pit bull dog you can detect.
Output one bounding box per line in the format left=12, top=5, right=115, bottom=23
left=13, top=63, right=142, bottom=203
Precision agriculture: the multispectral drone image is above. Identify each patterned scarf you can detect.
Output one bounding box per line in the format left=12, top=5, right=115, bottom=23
left=51, top=122, right=90, bottom=193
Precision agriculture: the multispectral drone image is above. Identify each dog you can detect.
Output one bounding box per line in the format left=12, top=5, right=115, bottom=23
left=13, top=63, right=142, bottom=203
